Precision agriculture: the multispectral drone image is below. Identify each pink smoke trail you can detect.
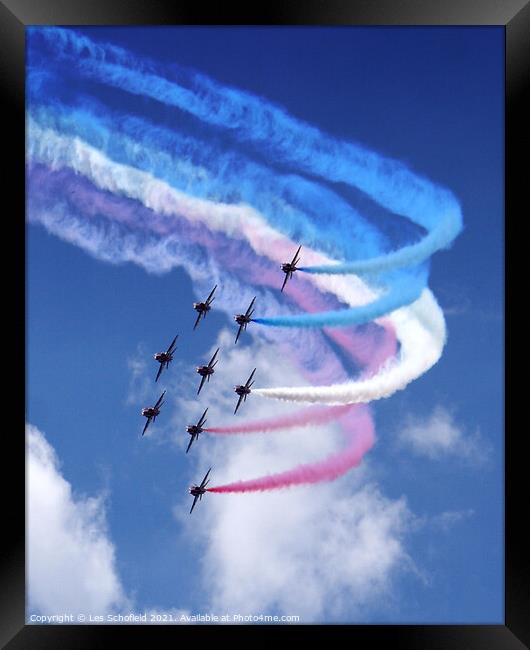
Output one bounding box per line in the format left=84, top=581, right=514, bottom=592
left=28, top=163, right=398, bottom=378
left=205, top=404, right=354, bottom=435
left=207, top=405, right=374, bottom=493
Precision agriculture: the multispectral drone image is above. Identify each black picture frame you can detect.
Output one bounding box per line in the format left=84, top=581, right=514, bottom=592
left=6, top=0, right=525, bottom=646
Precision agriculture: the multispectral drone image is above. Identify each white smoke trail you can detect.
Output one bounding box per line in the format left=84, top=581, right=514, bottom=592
left=27, top=117, right=377, bottom=307
left=254, top=289, right=445, bottom=404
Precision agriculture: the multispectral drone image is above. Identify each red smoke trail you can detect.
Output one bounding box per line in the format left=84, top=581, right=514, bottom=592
left=205, top=404, right=354, bottom=435
left=207, top=406, right=374, bottom=493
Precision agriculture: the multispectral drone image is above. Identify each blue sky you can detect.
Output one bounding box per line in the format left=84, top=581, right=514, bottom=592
left=26, top=26, right=503, bottom=623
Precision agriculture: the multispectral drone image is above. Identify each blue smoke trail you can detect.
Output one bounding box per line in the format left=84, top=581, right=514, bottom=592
left=26, top=28, right=462, bottom=331
left=25, top=95, right=387, bottom=264
left=27, top=27, right=463, bottom=273
left=253, top=266, right=428, bottom=328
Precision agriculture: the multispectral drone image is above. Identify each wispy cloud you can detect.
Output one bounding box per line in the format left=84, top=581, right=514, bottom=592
left=428, top=509, right=475, bottom=532
left=396, top=406, right=490, bottom=464
left=125, top=343, right=155, bottom=407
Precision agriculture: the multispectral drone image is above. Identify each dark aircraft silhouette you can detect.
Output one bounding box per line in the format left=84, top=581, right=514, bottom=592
left=280, top=245, right=302, bottom=292
left=141, top=390, right=166, bottom=436
left=234, top=297, right=256, bottom=344
left=186, top=408, right=208, bottom=454
left=234, top=368, right=256, bottom=415
left=153, top=334, right=178, bottom=382
left=189, top=467, right=211, bottom=514
left=193, top=285, right=217, bottom=330
left=196, top=348, right=220, bottom=395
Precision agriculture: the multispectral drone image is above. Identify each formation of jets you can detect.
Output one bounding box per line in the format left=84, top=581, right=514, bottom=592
left=136, top=247, right=301, bottom=513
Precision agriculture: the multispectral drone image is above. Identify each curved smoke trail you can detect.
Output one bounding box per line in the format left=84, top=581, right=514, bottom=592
left=28, top=27, right=462, bottom=274
left=26, top=27, right=461, bottom=490
left=28, top=103, right=427, bottom=327
left=27, top=115, right=445, bottom=406
left=26, top=162, right=398, bottom=380
left=253, top=289, right=446, bottom=405
left=207, top=406, right=374, bottom=493
left=27, top=117, right=424, bottom=331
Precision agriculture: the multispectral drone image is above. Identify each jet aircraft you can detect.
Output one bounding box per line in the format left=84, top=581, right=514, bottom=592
left=189, top=467, right=212, bottom=514
left=234, top=297, right=256, bottom=344
left=280, top=245, right=302, bottom=292
left=234, top=368, right=256, bottom=415
left=186, top=407, right=208, bottom=454
left=141, top=390, right=166, bottom=436
left=153, top=334, right=178, bottom=382
left=196, top=348, right=220, bottom=395
left=193, top=285, right=217, bottom=330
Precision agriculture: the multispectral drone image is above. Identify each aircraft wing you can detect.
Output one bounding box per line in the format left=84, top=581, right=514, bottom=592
left=197, top=374, right=207, bottom=395
left=281, top=272, right=290, bottom=292
left=200, top=467, right=212, bottom=488
left=291, top=245, right=302, bottom=266
left=206, top=284, right=217, bottom=305
left=155, top=363, right=164, bottom=383
left=245, top=297, right=256, bottom=317
left=142, top=417, right=151, bottom=436
left=166, top=334, right=179, bottom=354
left=208, top=348, right=219, bottom=367
left=234, top=322, right=244, bottom=345
left=154, top=390, right=166, bottom=409
left=186, top=435, right=195, bottom=454
left=198, top=408, right=208, bottom=427
left=234, top=393, right=245, bottom=415
left=193, top=311, right=203, bottom=330
left=189, top=494, right=199, bottom=514
left=245, top=368, right=257, bottom=388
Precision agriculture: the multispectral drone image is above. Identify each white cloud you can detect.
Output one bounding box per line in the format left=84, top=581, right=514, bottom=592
left=27, top=423, right=130, bottom=617
left=428, top=509, right=475, bottom=532
left=159, top=330, right=416, bottom=622
left=201, top=480, right=412, bottom=622
left=396, top=406, right=489, bottom=464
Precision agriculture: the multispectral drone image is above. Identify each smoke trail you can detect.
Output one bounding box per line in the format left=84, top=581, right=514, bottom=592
left=27, top=124, right=444, bottom=407
left=207, top=407, right=374, bottom=493
left=28, top=27, right=463, bottom=274
left=26, top=98, right=423, bottom=319
left=253, top=266, right=428, bottom=329
left=27, top=162, right=397, bottom=380
left=205, top=405, right=354, bottom=435
left=25, top=98, right=386, bottom=264
left=25, top=27, right=462, bottom=491
left=253, top=289, right=445, bottom=405
left=27, top=118, right=425, bottom=330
